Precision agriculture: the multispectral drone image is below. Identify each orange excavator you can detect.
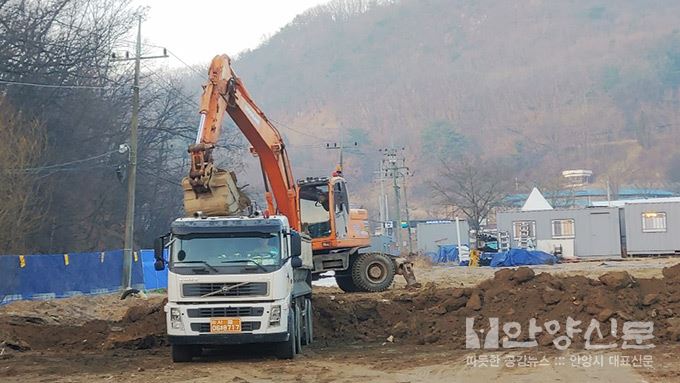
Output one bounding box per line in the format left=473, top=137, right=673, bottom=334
left=182, top=54, right=418, bottom=292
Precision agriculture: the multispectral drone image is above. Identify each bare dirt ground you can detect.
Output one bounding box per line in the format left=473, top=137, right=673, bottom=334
left=1, top=257, right=679, bottom=383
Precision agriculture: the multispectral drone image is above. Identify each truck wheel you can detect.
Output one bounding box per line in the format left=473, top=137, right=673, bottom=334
left=351, top=252, right=395, bottom=292
left=171, top=344, right=196, bottom=363
left=301, top=298, right=313, bottom=345
left=275, top=312, right=296, bottom=359
left=294, top=303, right=303, bottom=353
left=335, top=275, right=359, bottom=292
left=306, top=298, right=314, bottom=343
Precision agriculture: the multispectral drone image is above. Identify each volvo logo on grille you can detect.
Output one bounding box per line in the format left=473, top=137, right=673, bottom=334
left=201, top=282, right=249, bottom=298
left=182, top=282, right=267, bottom=297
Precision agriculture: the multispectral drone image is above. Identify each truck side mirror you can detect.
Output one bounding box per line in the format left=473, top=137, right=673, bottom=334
left=154, top=236, right=165, bottom=271
left=290, top=230, right=302, bottom=257
left=291, top=256, right=303, bottom=269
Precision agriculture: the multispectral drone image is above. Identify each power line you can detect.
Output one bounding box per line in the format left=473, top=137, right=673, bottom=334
left=141, top=63, right=199, bottom=108
left=269, top=117, right=324, bottom=141
left=143, top=65, right=322, bottom=144
left=138, top=168, right=182, bottom=186
left=140, top=125, right=197, bottom=142
left=143, top=68, right=325, bottom=148
left=121, top=40, right=206, bottom=81
left=0, top=78, right=116, bottom=90
left=287, top=143, right=327, bottom=149
left=34, top=164, right=116, bottom=179
left=166, top=49, right=205, bottom=79
left=138, top=45, right=324, bottom=144
left=141, top=46, right=325, bottom=146
left=5, top=149, right=119, bottom=173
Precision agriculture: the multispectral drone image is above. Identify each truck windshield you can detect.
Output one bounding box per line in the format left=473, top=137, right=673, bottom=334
left=170, top=232, right=282, bottom=271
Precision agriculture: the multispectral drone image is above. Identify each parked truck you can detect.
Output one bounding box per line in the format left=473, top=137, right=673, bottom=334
left=155, top=214, right=313, bottom=361
left=153, top=54, right=417, bottom=362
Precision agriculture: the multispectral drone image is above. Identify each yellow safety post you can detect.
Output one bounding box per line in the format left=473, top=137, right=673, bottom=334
left=19, top=255, right=26, bottom=268
left=63, top=253, right=70, bottom=266
left=469, top=249, right=480, bottom=267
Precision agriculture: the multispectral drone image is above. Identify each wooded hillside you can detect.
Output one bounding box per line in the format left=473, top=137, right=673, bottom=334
left=233, top=0, right=680, bottom=216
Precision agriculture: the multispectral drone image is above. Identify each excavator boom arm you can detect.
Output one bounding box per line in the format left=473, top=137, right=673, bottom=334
left=187, top=55, right=300, bottom=231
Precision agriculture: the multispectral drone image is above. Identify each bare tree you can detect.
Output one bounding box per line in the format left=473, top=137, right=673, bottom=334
left=0, top=98, right=46, bottom=253
left=0, top=0, right=138, bottom=253
left=430, top=157, right=512, bottom=230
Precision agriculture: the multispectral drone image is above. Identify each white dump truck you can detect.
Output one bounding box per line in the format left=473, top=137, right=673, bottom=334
left=154, top=215, right=313, bottom=362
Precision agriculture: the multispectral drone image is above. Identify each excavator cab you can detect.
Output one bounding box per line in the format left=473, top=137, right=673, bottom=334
left=298, top=176, right=370, bottom=253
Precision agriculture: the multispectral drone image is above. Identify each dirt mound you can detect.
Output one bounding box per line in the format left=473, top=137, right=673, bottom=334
left=102, top=298, right=167, bottom=350
left=313, top=263, right=680, bottom=348
left=0, top=293, right=164, bottom=326
left=0, top=297, right=167, bottom=354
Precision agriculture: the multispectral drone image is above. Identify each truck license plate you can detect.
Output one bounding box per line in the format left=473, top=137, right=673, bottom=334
left=210, top=318, right=241, bottom=333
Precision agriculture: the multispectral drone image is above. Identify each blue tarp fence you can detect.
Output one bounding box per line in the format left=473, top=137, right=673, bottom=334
left=490, top=248, right=557, bottom=267
left=140, top=249, right=168, bottom=290
left=0, top=249, right=166, bottom=305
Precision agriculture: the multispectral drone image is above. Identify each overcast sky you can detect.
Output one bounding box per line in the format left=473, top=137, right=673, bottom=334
left=134, top=0, right=330, bottom=66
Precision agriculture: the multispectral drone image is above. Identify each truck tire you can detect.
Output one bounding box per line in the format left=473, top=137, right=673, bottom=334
left=307, top=298, right=314, bottom=343
left=275, top=312, right=296, bottom=359
left=301, top=298, right=313, bottom=345
left=335, top=275, right=359, bottom=292
left=350, top=252, right=395, bottom=292
left=294, top=303, right=303, bottom=353
left=171, top=344, right=196, bottom=363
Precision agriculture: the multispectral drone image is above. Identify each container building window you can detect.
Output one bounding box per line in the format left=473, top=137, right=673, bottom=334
left=551, top=219, right=575, bottom=239
left=641, top=212, right=666, bottom=233
left=512, top=221, right=536, bottom=238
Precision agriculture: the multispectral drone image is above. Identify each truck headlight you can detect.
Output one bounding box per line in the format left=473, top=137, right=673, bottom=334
left=270, top=305, right=281, bottom=325
left=170, top=307, right=181, bottom=322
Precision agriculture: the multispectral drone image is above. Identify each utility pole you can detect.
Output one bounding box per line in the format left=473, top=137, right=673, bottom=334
left=606, top=176, right=612, bottom=207
left=325, top=140, right=358, bottom=171
left=391, top=161, right=402, bottom=251
left=401, top=170, right=414, bottom=254
left=111, top=16, right=167, bottom=292
left=379, top=148, right=400, bottom=250
left=378, top=160, right=386, bottom=223
left=380, top=147, right=411, bottom=254
left=372, top=163, right=390, bottom=237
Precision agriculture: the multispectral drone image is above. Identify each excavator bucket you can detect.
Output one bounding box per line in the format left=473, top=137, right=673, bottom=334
left=394, top=257, right=422, bottom=289
left=183, top=169, right=251, bottom=217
